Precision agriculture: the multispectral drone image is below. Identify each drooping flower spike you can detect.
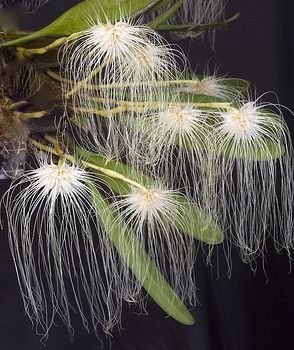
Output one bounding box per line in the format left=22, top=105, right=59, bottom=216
left=113, top=183, right=198, bottom=300
left=143, top=102, right=215, bottom=204
left=75, top=145, right=224, bottom=297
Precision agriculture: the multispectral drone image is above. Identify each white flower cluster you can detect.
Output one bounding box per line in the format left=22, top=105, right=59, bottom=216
left=2, top=3, right=294, bottom=340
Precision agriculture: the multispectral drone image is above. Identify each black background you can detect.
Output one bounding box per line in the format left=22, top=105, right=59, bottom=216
left=1, top=1, right=294, bottom=349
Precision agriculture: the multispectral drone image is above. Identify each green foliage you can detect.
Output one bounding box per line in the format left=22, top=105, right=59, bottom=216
left=147, top=0, right=174, bottom=11
left=171, top=194, right=224, bottom=244
left=0, top=1, right=240, bottom=47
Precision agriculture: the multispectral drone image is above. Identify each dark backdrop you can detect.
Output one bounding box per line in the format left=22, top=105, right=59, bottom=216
left=1, top=1, right=294, bottom=349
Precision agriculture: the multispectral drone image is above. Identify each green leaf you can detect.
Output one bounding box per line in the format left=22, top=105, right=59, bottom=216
left=0, top=0, right=156, bottom=48
left=131, top=0, right=166, bottom=17
left=147, top=0, right=185, bottom=29
left=157, top=12, right=240, bottom=33
left=219, top=139, right=285, bottom=161
left=177, top=93, right=225, bottom=104
left=89, top=182, right=195, bottom=325
left=220, top=78, right=250, bottom=94
left=192, top=76, right=250, bottom=96
left=172, top=194, right=224, bottom=244
left=77, top=147, right=224, bottom=244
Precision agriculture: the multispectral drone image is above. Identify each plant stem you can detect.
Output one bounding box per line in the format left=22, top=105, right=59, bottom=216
left=65, top=63, right=109, bottom=98
left=79, top=159, right=147, bottom=191
left=74, top=99, right=235, bottom=116
left=17, top=35, right=76, bottom=57
left=29, top=138, right=59, bottom=156
left=85, top=79, right=197, bottom=90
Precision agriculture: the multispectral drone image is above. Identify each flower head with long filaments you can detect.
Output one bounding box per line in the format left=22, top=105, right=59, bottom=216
left=115, top=186, right=197, bottom=300
left=60, top=15, right=185, bottom=155
left=2, top=0, right=294, bottom=343
left=216, top=101, right=283, bottom=142
left=213, top=100, right=294, bottom=263
left=60, top=16, right=182, bottom=105
left=2, top=156, right=139, bottom=337
left=128, top=97, right=294, bottom=268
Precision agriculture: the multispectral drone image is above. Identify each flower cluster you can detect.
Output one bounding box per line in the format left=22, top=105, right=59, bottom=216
left=1, top=0, right=293, bottom=340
